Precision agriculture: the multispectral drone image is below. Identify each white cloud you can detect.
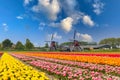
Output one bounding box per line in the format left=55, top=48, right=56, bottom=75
left=59, top=0, right=77, bottom=16
left=38, top=22, right=46, bottom=30
left=76, top=32, right=93, bottom=42
left=2, top=23, right=8, bottom=32
left=49, top=22, right=59, bottom=27
left=49, top=12, right=83, bottom=31
left=49, top=13, right=94, bottom=31
left=70, top=12, right=83, bottom=24
left=24, top=0, right=29, bottom=5
left=53, top=32, right=62, bottom=39
left=3, top=23, right=7, bottom=26
left=93, top=0, right=104, bottom=15
left=81, top=34, right=93, bottom=42
left=32, top=0, right=60, bottom=21
left=16, top=16, right=24, bottom=19
left=39, top=22, right=46, bottom=27
left=83, top=15, right=94, bottom=27
left=60, top=17, right=73, bottom=32
left=48, top=32, right=62, bottom=40
left=24, top=0, right=96, bottom=32
left=49, top=13, right=95, bottom=32
left=38, top=27, right=44, bottom=30
left=24, top=0, right=32, bottom=5
left=65, top=0, right=76, bottom=9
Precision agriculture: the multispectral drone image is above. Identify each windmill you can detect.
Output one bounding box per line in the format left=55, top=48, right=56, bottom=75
left=69, top=30, right=82, bottom=51
left=45, top=34, right=57, bottom=51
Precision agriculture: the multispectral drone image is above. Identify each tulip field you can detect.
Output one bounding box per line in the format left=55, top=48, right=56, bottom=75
left=0, top=52, right=120, bottom=80
left=0, top=53, right=49, bottom=80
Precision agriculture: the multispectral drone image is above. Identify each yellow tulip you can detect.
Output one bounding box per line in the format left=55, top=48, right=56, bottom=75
left=0, top=53, right=49, bottom=80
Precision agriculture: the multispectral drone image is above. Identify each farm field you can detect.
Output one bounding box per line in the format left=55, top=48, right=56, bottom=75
left=0, top=53, right=49, bottom=80
left=1, top=0, right=120, bottom=80
left=0, top=52, right=120, bottom=80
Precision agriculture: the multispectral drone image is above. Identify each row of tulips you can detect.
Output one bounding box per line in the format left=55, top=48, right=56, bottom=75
left=30, top=60, right=120, bottom=80
left=11, top=53, right=120, bottom=80
left=11, top=53, right=120, bottom=76
left=18, top=53, right=120, bottom=66
left=0, top=53, right=49, bottom=80
left=16, top=52, right=120, bottom=57
left=64, top=53, right=120, bottom=57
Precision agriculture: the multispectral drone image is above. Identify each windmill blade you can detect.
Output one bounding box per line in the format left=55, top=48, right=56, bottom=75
left=73, top=30, right=76, bottom=40
left=51, top=34, right=54, bottom=41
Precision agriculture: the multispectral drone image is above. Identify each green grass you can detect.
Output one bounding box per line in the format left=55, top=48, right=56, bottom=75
left=84, top=49, right=120, bottom=52
left=1, top=49, right=120, bottom=52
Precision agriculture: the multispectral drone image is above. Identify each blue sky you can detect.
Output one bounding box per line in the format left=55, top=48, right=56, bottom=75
left=0, top=0, right=120, bottom=46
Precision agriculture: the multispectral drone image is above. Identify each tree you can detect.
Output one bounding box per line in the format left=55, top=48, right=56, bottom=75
left=99, top=38, right=117, bottom=48
left=2, top=39, right=13, bottom=49
left=116, top=38, right=120, bottom=45
left=15, top=41, right=25, bottom=50
left=0, top=43, right=1, bottom=50
left=25, top=39, right=34, bottom=50
left=56, top=42, right=59, bottom=48
left=60, top=42, right=72, bottom=46
left=116, top=38, right=120, bottom=48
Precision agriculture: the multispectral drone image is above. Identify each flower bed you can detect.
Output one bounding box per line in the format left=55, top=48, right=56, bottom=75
left=16, top=52, right=120, bottom=57
left=30, top=60, right=119, bottom=80
left=18, top=52, right=120, bottom=66
left=0, top=53, right=49, bottom=80
left=11, top=53, right=120, bottom=80
left=11, top=53, right=120, bottom=76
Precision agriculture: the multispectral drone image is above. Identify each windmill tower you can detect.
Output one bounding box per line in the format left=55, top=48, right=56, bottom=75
left=70, top=30, right=82, bottom=51
left=45, top=34, right=57, bottom=51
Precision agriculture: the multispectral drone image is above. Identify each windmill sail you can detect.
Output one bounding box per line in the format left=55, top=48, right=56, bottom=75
left=73, top=30, right=76, bottom=40
left=51, top=34, right=54, bottom=41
